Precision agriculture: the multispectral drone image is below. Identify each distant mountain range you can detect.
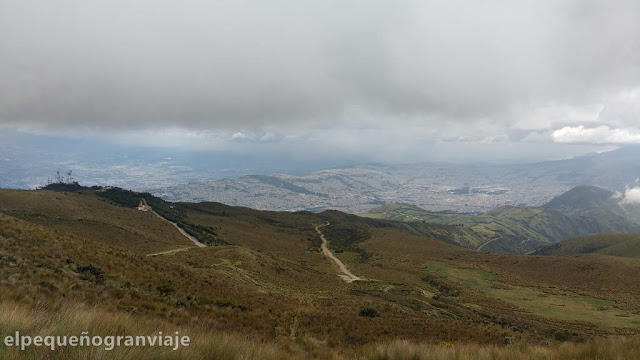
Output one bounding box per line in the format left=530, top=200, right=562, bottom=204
left=153, top=146, right=640, bottom=213
left=362, top=185, right=640, bottom=254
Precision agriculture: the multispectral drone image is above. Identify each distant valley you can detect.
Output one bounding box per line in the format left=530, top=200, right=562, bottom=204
left=153, top=147, right=640, bottom=214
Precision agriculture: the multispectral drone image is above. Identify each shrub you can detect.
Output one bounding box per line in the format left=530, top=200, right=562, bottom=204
left=213, top=297, right=236, bottom=308
left=359, top=305, right=380, bottom=318
left=421, top=274, right=460, bottom=297
left=156, top=283, right=176, bottom=296
left=555, top=330, right=571, bottom=342
left=76, top=264, right=104, bottom=277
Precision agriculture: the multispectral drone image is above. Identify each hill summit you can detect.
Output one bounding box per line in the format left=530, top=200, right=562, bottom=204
left=543, top=186, right=620, bottom=215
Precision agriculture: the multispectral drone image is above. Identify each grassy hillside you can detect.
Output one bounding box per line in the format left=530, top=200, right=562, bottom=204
left=543, top=186, right=620, bottom=214
left=543, top=185, right=640, bottom=225
left=361, top=204, right=549, bottom=253
left=361, top=194, right=640, bottom=254
left=0, top=188, right=193, bottom=252
left=534, top=233, right=640, bottom=258
left=3, top=188, right=640, bottom=358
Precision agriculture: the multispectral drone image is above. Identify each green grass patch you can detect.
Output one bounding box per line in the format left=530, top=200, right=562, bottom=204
left=425, top=261, right=640, bottom=328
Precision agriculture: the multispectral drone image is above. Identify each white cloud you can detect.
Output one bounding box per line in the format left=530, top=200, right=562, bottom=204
left=231, top=132, right=249, bottom=141
left=1, top=0, right=640, bottom=136
left=621, top=187, right=640, bottom=204
left=552, top=126, right=640, bottom=144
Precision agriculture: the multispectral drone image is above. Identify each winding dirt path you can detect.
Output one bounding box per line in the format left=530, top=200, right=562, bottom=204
left=477, top=236, right=501, bottom=251
left=147, top=247, right=195, bottom=257
left=315, top=222, right=361, bottom=283
left=144, top=202, right=206, bottom=256
left=149, top=209, right=206, bottom=248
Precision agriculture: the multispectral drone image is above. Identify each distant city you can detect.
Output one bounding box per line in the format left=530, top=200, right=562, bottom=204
left=154, top=166, right=569, bottom=213
left=3, top=145, right=640, bottom=214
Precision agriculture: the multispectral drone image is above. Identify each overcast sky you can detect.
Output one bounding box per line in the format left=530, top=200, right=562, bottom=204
left=1, top=0, right=639, bottom=163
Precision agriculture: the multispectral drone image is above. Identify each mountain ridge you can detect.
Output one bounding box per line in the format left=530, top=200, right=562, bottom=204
left=362, top=185, right=640, bottom=253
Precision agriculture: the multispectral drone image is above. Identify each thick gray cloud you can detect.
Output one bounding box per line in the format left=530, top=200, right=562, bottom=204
left=1, top=0, right=639, bottom=142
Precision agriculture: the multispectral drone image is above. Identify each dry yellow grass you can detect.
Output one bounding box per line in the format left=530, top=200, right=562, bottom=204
left=4, top=188, right=640, bottom=358
left=362, top=337, right=640, bottom=360
left=0, top=302, right=297, bottom=360
left=2, top=302, right=640, bottom=359
left=0, top=189, right=193, bottom=253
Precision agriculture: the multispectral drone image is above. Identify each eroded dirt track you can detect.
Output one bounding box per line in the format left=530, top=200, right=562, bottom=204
left=316, top=222, right=361, bottom=283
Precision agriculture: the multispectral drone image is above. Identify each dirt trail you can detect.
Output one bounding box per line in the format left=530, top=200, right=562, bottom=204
left=149, top=209, right=206, bottom=248
left=147, top=247, right=195, bottom=257
left=144, top=204, right=206, bottom=256
left=315, top=222, right=361, bottom=283
left=477, top=236, right=501, bottom=251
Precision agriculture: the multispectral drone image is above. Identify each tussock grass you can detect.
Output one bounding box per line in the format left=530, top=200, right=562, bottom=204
left=2, top=303, right=639, bottom=360
left=363, top=337, right=640, bottom=360
left=0, top=302, right=296, bottom=360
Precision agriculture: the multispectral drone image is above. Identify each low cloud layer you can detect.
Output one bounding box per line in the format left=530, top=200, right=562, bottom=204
left=552, top=126, right=640, bottom=144
left=620, top=187, right=640, bottom=204
left=1, top=1, right=640, bottom=155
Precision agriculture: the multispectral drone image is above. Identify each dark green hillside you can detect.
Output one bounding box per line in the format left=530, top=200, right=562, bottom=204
left=543, top=186, right=619, bottom=216
left=544, top=185, right=640, bottom=225
left=543, top=185, right=640, bottom=230
left=362, top=203, right=551, bottom=253
left=362, top=187, right=640, bottom=254
left=487, top=206, right=636, bottom=241
left=534, top=233, right=640, bottom=258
